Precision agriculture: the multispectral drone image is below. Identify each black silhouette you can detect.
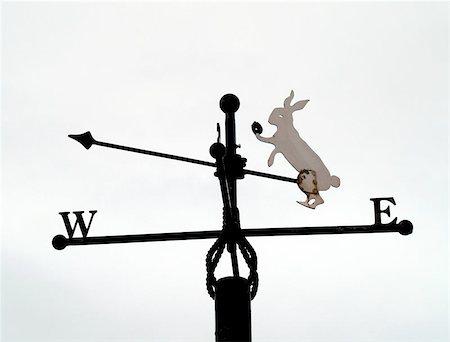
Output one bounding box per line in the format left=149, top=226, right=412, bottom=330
left=53, top=94, right=413, bottom=342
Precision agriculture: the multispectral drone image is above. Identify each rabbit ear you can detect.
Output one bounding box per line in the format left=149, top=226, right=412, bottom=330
left=284, top=90, right=295, bottom=108
left=291, top=99, right=309, bottom=112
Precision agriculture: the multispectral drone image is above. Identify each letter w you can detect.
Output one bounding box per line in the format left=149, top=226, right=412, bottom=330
left=59, top=210, right=97, bottom=239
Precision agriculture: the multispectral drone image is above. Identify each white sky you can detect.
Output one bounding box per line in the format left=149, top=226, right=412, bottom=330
left=2, top=2, right=448, bottom=341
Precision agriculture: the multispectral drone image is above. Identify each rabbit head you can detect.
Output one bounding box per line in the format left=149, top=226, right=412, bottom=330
left=268, top=90, right=309, bottom=128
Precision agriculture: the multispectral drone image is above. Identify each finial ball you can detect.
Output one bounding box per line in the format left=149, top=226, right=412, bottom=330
left=210, top=142, right=226, bottom=159
left=398, top=220, right=413, bottom=235
left=52, top=235, right=68, bottom=250
left=220, top=94, right=240, bottom=114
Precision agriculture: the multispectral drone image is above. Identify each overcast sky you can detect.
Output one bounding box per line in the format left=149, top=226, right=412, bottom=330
left=2, top=2, right=448, bottom=341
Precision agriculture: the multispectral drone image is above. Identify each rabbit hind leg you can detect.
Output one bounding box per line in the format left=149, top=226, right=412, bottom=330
left=307, top=193, right=324, bottom=209
left=297, top=198, right=311, bottom=208
left=297, top=193, right=324, bottom=209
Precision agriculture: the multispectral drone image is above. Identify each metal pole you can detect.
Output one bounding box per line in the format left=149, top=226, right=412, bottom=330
left=223, top=96, right=238, bottom=208
left=220, top=94, right=241, bottom=274
left=215, top=277, right=251, bottom=342
left=216, top=94, right=251, bottom=342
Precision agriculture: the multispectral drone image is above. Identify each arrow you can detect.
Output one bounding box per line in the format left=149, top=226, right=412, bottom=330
left=52, top=220, right=413, bottom=250
left=69, top=131, right=216, bottom=167
left=69, top=131, right=297, bottom=183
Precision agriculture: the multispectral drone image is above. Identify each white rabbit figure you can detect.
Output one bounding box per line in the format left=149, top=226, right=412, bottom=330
left=253, top=90, right=340, bottom=209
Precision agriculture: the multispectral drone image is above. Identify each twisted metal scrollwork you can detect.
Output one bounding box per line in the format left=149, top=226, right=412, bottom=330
left=206, top=232, right=259, bottom=300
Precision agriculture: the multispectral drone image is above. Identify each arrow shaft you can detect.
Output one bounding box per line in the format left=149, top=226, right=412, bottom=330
left=71, top=131, right=297, bottom=182
left=94, top=140, right=216, bottom=167
left=243, top=169, right=297, bottom=183
left=94, top=140, right=298, bottom=183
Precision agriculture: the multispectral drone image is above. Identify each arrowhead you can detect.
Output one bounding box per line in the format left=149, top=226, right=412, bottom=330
left=68, top=131, right=95, bottom=149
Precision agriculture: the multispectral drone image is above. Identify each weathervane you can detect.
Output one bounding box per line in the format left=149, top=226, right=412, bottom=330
left=252, top=90, right=340, bottom=208
left=52, top=93, right=413, bottom=342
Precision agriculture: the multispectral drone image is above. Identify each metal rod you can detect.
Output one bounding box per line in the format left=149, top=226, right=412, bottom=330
left=211, top=144, right=233, bottom=212
left=96, top=140, right=216, bottom=167
left=243, top=169, right=297, bottom=183
left=69, top=131, right=216, bottom=167
left=52, top=230, right=221, bottom=250
left=52, top=220, right=413, bottom=250
left=230, top=245, right=240, bottom=277
left=225, top=109, right=237, bottom=209
left=69, top=131, right=296, bottom=183
left=243, top=221, right=413, bottom=236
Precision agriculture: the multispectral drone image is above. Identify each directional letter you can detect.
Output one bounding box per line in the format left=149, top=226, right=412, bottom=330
left=370, top=198, right=397, bottom=225
left=59, top=210, right=98, bottom=239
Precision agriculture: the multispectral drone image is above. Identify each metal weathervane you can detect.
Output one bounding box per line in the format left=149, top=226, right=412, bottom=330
left=53, top=92, right=413, bottom=342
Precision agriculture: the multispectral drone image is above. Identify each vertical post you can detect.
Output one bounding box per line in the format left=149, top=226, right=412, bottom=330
left=215, top=277, right=251, bottom=342
left=215, top=94, right=251, bottom=341
left=220, top=94, right=240, bottom=208
left=220, top=94, right=241, bottom=276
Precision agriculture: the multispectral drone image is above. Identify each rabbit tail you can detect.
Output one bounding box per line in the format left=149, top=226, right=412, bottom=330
left=330, top=175, right=340, bottom=188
